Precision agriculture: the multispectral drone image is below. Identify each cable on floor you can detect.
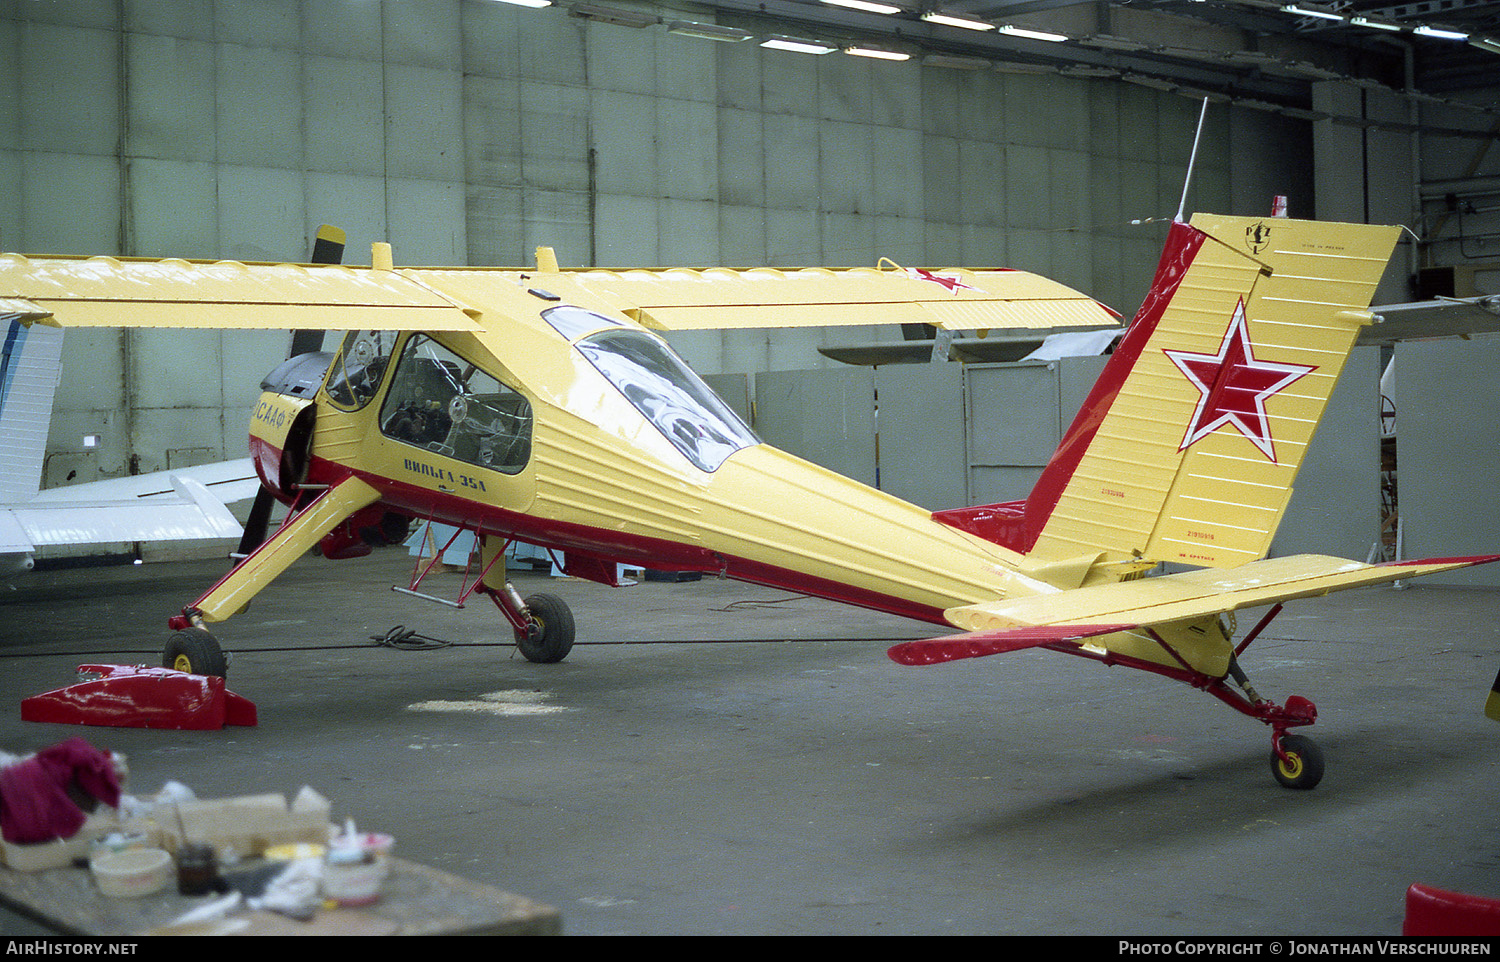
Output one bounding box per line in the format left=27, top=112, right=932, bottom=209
left=369, top=626, right=453, bottom=651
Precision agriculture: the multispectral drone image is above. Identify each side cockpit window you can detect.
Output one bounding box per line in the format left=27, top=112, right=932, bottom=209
left=379, top=335, right=532, bottom=475
left=324, top=330, right=400, bottom=410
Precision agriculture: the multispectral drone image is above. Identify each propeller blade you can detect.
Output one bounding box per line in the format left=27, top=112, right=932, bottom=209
left=288, top=224, right=347, bottom=358
left=309, top=223, right=346, bottom=265
left=236, top=485, right=276, bottom=559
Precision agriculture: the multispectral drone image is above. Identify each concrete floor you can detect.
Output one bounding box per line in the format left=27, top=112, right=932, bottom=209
left=0, top=548, right=1497, bottom=936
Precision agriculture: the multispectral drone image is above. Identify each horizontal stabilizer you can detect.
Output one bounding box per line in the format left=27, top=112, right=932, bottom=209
left=11, top=458, right=259, bottom=551
left=891, top=553, right=1500, bottom=667
left=889, top=623, right=1132, bottom=666
left=31, top=458, right=261, bottom=508
left=946, top=554, right=1500, bottom=634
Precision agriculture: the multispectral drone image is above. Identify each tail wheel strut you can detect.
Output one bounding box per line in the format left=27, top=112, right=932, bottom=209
left=1271, top=731, right=1325, bottom=790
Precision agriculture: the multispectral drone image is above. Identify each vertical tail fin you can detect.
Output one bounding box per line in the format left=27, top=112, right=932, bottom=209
left=1017, top=214, right=1399, bottom=569
left=0, top=319, right=64, bottom=502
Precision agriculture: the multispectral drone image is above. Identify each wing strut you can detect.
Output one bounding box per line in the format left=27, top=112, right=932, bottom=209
left=170, top=475, right=380, bottom=628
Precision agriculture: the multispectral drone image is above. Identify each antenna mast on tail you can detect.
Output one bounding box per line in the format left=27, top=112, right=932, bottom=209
left=1176, top=98, right=1210, bottom=224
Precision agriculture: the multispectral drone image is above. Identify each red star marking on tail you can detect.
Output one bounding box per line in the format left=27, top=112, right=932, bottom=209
left=1164, top=299, right=1313, bottom=462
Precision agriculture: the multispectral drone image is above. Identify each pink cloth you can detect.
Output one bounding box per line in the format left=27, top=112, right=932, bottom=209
left=0, top=738, right=121, bottom=845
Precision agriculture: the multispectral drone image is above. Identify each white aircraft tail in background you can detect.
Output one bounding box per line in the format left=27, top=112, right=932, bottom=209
left=0, top=316, right=256, bottom=575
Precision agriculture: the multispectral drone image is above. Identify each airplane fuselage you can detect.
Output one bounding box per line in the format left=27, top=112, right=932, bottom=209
left=249, top=322, right=1053, bottom=627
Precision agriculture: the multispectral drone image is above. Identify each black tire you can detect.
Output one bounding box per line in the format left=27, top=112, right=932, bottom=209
left=515, top=593, right=575, bottom=664
left=1270, top=733, right=1324, bottom=790
left=163, top=627, right=229, bottom=678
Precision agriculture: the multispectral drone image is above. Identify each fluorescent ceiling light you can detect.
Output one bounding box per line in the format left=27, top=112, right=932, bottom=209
left=1057, top=64, right=1117, bottom=78
left=921, top=12, right=995, bottom=31
left=761, top=35, right=838, bottom=54
left=664, top=20, right=753, bottom=42
left=992, top=60, right=1052, bottom=75
left=1281, top=4, right=1344, bottom=21
left=1122, top=74, right=1178, bottom=92
left=1082, top=34, right=1150, bottom=52
left=845, top=45, right=911, bottom=60
left=1350, top=16, right=1402, bottom=31
left=921, top=53, right=991, bottom=69
left=1281, top=60, right=1343, bottom=80
left=823, top=0, right=903, bottom=14
left=568, top=3, right=658, bottom=27
left=1414, top=25, right=1469, bottom=40
left=487, top=0, right=553, bottom=7
left=1471, top=36, right=1500, bottom=55
left=1225, top=49, right=1276, bottom=63
left=998, top=24, right=1068, bottom=42
left=1175, top=86, right=1232, bottom=103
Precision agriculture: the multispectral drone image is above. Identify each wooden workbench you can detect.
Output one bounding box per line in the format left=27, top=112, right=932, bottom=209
left=0, top=856, right=561, bottom=936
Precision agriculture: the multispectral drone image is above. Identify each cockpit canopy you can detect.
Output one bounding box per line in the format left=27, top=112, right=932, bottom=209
left=544, top=306, right=759, bottom=473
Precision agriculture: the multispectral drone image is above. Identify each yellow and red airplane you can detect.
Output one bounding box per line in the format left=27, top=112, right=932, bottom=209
left=1, top=213, right=1492, bottom=789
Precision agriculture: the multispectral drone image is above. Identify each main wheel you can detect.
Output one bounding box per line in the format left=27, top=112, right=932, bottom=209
left=515, top=593, right=575, bottom=664
left=163, top=627, right=229, bottom=678
left=1270, top=733, right=1324, bottom=790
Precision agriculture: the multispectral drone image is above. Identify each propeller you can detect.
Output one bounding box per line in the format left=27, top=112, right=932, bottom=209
left=234, top=224, right=346, bottom=558
left=289, top=224, right=346, bottom=357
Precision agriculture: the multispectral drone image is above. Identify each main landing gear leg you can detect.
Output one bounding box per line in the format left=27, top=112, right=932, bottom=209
left=162, top=477, right=383, bottom=680
left=482, top=583, right=576, bottom=663
left=163, top=616, right=229, bottom=678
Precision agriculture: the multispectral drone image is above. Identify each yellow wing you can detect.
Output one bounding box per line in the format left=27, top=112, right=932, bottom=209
left=0, top=253, right=483, bottom=332
left=547, top=263, right=1120, bottom=332
left=1, top=248, right=1117, bottom=336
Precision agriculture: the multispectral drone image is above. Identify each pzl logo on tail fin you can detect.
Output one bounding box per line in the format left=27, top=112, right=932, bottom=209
left=1245, top=221, right=1273, bottom=254
left=1164, top=298, right=1314, bottom=462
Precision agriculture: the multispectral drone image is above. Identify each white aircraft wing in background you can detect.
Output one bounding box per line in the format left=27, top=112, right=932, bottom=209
left=0, top=317, right=255, bottom=575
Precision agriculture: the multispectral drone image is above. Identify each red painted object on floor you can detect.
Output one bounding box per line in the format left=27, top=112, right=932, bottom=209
left=20, top=665, right=256, bottom=731
left=1405, top=883, right=1500, bottom=936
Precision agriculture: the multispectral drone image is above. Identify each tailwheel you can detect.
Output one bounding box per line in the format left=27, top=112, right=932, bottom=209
left=1270, top=733, right=1324, bottom=790
left=515, top=592, right=575, bottom=664
left=163, top=626, right=229, bottom=678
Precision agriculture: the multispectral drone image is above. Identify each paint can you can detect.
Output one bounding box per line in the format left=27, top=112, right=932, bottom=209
left=321, top=846, right=382, bottom=906
left=175, top=842, right=219, bottom=896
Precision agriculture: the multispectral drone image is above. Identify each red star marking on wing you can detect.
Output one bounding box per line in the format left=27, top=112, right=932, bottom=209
left=906, top=267, right=983, bottom=295
left=1163, top=299, right=1314, bottom=462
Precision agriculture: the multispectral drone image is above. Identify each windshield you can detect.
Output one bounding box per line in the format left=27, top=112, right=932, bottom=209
left=572, top=326, right=758, bottom=473
left=324, top=330, right=400, bottom=409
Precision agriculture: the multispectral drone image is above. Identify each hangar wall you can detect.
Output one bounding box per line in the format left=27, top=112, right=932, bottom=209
left=0, top=0, right=1317, bottom=487
left=753, top=348, right=1381, bottom=562
left=1395, top=334, right=1500, bottom=589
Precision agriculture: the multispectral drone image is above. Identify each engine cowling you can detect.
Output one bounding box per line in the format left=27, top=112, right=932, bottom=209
left=248, top=390, right=316, bottom=502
